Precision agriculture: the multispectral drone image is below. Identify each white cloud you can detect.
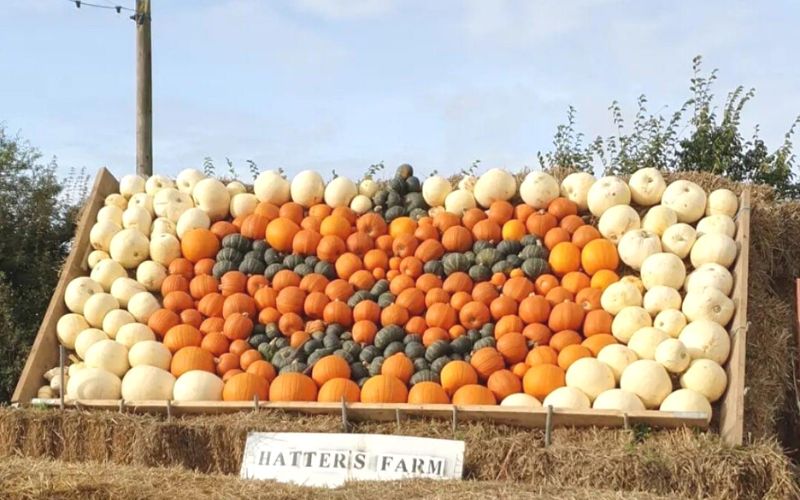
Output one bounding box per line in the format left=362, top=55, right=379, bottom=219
left=292, top=0, right=397, bottom=20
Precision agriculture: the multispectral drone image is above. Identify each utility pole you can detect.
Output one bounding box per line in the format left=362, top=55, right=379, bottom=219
left=135, top=0, right=152, bottom=177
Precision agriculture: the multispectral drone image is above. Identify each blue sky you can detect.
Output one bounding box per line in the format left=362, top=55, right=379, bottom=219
left=2, top=0, right=799, bottom=182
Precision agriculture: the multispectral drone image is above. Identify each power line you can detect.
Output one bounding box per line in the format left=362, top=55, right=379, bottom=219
left=65, top=0, right=135, bottom=14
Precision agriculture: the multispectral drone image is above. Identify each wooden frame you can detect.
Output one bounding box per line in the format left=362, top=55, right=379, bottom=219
left=12, top=170, right=750, bottom=442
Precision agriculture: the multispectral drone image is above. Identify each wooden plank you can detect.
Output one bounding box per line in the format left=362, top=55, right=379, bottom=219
left=12, top=168, right=120, bottom=403
left=719, top=189, right=750, bottom=445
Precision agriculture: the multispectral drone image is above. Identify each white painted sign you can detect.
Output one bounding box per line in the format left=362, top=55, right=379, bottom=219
left=240, top=432, right=465, bottom=487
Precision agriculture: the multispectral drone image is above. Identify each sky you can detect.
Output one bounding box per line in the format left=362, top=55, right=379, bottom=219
left=2, top=0, right=800, bottom=182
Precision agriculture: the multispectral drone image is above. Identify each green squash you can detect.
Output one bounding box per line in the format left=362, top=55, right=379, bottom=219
left=377, top=292, right=395, bottom=308
left=251, top=240, right=268, bottom=253
left=443, top=253, right=470, bottom=275
left=520, top=234, right=541, bottom=247
left=359, top=345, right=380, bottom=363
left=265, top=323, right=281, bottom=339
left=423, top=260, right=445, bottom=276
left=522, top=258, right=550, bottom=279
left=403, top=333, right=423, bottom=345
left=333, top=349, right=355, bottom=364
left=479, top=323, right=495, bottom=338
left=370, top=279, right=390, bottom=296
left=409, top=208, right=427, bottom=221
left=222, top=233, right=251, bottom=252
left=279, top=361, right=307, bottom=375
left=304, top=255, right=320, bottom=267
left=307, top=347, right=336, bottom=366
left=263, top=248, right=281, bottom=265
left=413, top=358, right=430, bottom=372
left=473, top=337, right=496, bottom=351
left=303, top=339, right=323, bottom=355
left=372, top=190, right=389, bottom=207
left=505, top=254, right=523, bottom=267
left=389, top=176, right=408, bottom=195
left=386, top=190, right=403, bottom=207
left=264, top=263, right=286, bottom=279
left=467, top=329, right=481, bottom=342
left=384, top=205, right=404, bottom=222
left=425, top=340, right=451, bottom=362
left=374, top=325, right=405, bottom=350
left=406, top=176, right=422, bottom=193
left=383, top=341, right=405, bottom=357
left=326, top=323, right=346, bottom=337
left=368, top=356, right=385, bottom=376
left=472, top=240, right=493, bottom=253
left=410, top=369, right=440, bottom=386
left=496, top=240, right=522, bottom=256
left=520, top=243, right=548, bottom=260
left=468, top=264, right=492, bottom=282
left=212, top=261, right=237, bottom=279
left=450, top=336, right=473, bottom=355
left=323, top=334, right=342, bottom=349
left=491, top=260, right=513, bottom=274
left=350, top=362, right=369, bottom=380
left=293, top=263, right=313, bottom=277
left=404, top=341, right=426, bottom=359
left=430, top=356, right=450, bottom=374
left=257, top=343, right=276, bottom=361
left=314, top=261, right=337, bottom=280
left=239, top=258, right=266, bottom=275
left=396, top=163, right=414, bottom=179
left=405, top=192, right=426, bottom=211
left=249, top=333, right=268, bottom=349
left=217, top=248, right=243, bottom=263
left=476, top=248, right=501, bottom=267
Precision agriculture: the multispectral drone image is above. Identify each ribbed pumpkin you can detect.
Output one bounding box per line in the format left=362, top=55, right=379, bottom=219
left=441, top=226, right=473, bottom=252
left=168, top=258, right=195, bottom=279
left=522, top=323, right=552, bottom=344
left=381, top=353, right=414, bottom=384
left=320, top=214, right=351, bottom=240
left=322, top=300, right=353, bottom=327
left=266, top=217, right=300, bottom=252
left=325, top=279, right=354, bottom=301
left=583, top=309, right=613, bottom=336
left=161, top=274, right=189, bottom=295
left=163, top=324, right=202, bottom=353
left=352, top=320, right=378, bottom=344
left=452, top=384, right=497, bottom=405
left=223, top=312, right=253, bottom=341
left=496, top=332, right=528, bottom=364
left=408, top=381, right=450, bottom=404
left=522, top=364, right=565, bottom=400
left=317, top=235, right=346, bottom=262
left=548, top=198, right=578, bottom=220
left=240, top=214, right=269, bottom=239
left=581, top=238, right=619, bottom=276
left=487, top=369, right=522, bottom=401
left=335, top=252, right=363, bottom=280
left=147, top=308, right=180, bottom=338
left=269, top=373, right=318, bottom=402
left=489, top=295, right=517, bottom=320
left=392, top=233, right=418, bottom=259
left=304, top=292, right=330, bottom=319
left=292, top=229, right=322, bottom=255
left=222, top=292, right=257, bottom=318
left=440, top=360, right=478, bottom=396
left=470, top=347, right=505, bottom=380
left=459, top=301, right=491, bottom=329
left=502, top=276, right=535, bottom=302
left=525, top=345, right=559, bottom=366
left=472, top=219, right=502, bottom=243
left=189, top=275, right=218, bottom=299
left=201, top=332, right=230, bottom=357
left=526, top=212, right=557, bottom=237
left=356, top=212, right=387, bottom=238
left=346, top=232, right=374, bottom=256
left=170, top=346, right=215, bottom=377
left=572, top=224, right=602, bottom=248
left=381, top=303, right=410, bottom=327
left=425, top=303, right=457, bottom=329
left=222, top=372, right=269, bottom=401
left=548, top=242, right=581, bottom=276
left=353, top=300, right=380, bottom=323
left=317, top=378, right=361, bottom=403
left=518, top=295, right=551, bottom=324
left=360, top=375, right=409, bottom=403
left=557, top=344, right=592, bottom=370
left=581, top=333, right=617, bottom=356
left=548, top=300, right=585, bottom=332
left=181, top=229, right=220, bottom=263
left=494, top=315, right=524, bottom=338
left=299, top=273, right=329, bottom=294
left=216, top=352, right=240, bottom=376
left=311, top=355, right=351, bottom=386
left=163, top=291, right=193, bottom=312
left=471, top=282, right=499, bottom=305
left=415, top=239, right=445, bottom=262
left=276, top=286, right=306, bottom=315
left=442, top=272, right=473, bottom=293
left=395, top=288, right=426, bottom=316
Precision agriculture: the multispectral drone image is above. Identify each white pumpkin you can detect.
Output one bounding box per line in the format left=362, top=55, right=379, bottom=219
left=542, top=386, right=591, bottom=410
left=90, top=259, right=128, bottom=291
left=87, top=250, right=110, bottom=269
left=119, top=175, right=146, bottom=198
left=587, top=176, right=631, bottom=217
left=150, top=217, right=177, bottom=237
left=627, top=327, right=670, bottom=360
left=641, top=205, right=677, bottom=236
left=681, top=288, right=734, bottom=326
left=101, top=309, right=135, bottom=339
left=643, top=286, right=681, bottom=316
left=128, top=340, right=172, bottom=370
left=660, top=389, right=712, bottom=422
left=350, top=194, right=372, bottom=214
left=68, top=362, right=86, bottom=377
left=324, top=176, right=358, bottom=208
left=473, top=168, right=517, bottom=207
left=690, top=233, right=737, bottom=268
left=104, top=193, right=128, bottom=210
left=129, top=193, right=154, bottom=216
left=136, top=260, right=167, bottom=292
left=150, top=233, right=181, bottom=267
left=619, top=275, right=645, bottom=295
left=115, top=322, right=156, bottom=349
left=706, top=188, right=738, bottom=217
left=520, top=172, right=559, bottom=209
left=127, top=291, right=160, bottom=323
left=57, top=313, right=90, bottom=349
left=122, top=205, right=153, bottom=234
left=97, top=205, right=123, bottom=226
left=596, top=344, right=638, bottom=383
left=176, top=208, right=211, bottom=239
left=84, top=339, right=129, bottom=378
left=109, top=228, right=149, bottom=269
left=359, top=178, right=380, bottom=198
left=153, top=188, right=194, bottom=223
left=38, top=386, right=55, bottom=399
left=560, top=172, right=595, bottom=211
left=598, top=205, right=640, bottom=244
left=684, top=263, right=733, bottom=296
left=619, top=359, right=672, bottom=409
left=444, top=189, right=477, bottom=216
left=611, top=306, right=652, bottom=343
left=617, top=229, right=662, bottom=270
left=679, top=359, right=727, bottom=402
left=422, top=175, right=452, bottom=207
left=660, top=223, right=696, bottom=259
left=192, top=178, right=231, bottom=221
left=290, top=170, right=325, bottom=207
left=600, top=281, right=642, bottom=315
left=82, top=293, right=119, bottom=328
left=176, top=168, right=206, bottom=194
left=254, top=170, right=291, bottom=204
left=121, top=365, right=175, bottom=401
left=592, top=389, right=645, bottom=411
left=654, top=338, right=691, bottom=373
left=678, top=320, right=731, bottom=364
left=653, top=309, right=687, bottom=338
left=628, top=168, right=666, bottom=206
left=173, top=370, right=224, bottom=401
left=65, top=277, right=104, bottom=314
left=500, top=393, right=542, bottom=408
left=89, top=220, right=121, bottom=252
left=110, top=277, right=147, bottom=308
left=66, top=367, right=121, bottom=400
left=226, top=181, right=247, bottom=196
left=696, top=214, right=736, bottom=238
left=144, top=175, right=175, bottom=195
left=661, top=180, right=707, bottom=223
left=229, top=193, right=259, bottom=218
left=74, top=328, right=109, bottom=359
left=458, top=175, right=477, bottom=192
left=640, top=252, right=686, bottom=290
left=565, top=358, right=615, bottom=402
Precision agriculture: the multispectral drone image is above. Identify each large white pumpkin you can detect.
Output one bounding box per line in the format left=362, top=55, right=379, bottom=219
left=458, top=175, right=477, bottom=192
left=520, top=172, right=559, bottom=209
left=422, top=175, right=452, bottom=207
left=679, top=359, right=727, bottom=402
left=565, top=358, right=615, bottom=402
left=689, top=233, right=737, bottom=268
left=706, top=188, right=738, bottom=217
left=681, top=288, right=734, bottom=326
left=136, top=260, right=167, bottom=292
left=592, top=389, right=645, bottom=411
left=150, top=233, right=181, bottom=267
left=598, top=205, right=640, bottom=244
left=473, top=168, right=517, bottom=207
left=654, top=338, right=691, bottom=373
left=66, top=367, right=121, bottom=400
left=600, top=281, right=642, bottom=315
left=596, top=344, right=638, bottom=382
left=145, top=175, right=175, bottom=195
left=696, top=214, right=736, bottom=238
left=129, top=193, right=154, bottom=216
left=109, top=228, right=149, bottom=269
left=101, top=309, right=135, bottom=339
left=176, top=207, right=211, bottom=239
left=57, top=313, right=90, bottom=349
left=628, top=168, right=666, bottom=206
left=358, top=178, right=380, bottom=198
left=619, top=360, right=672, bottom=409
left=641, top=205, right=678, bottom=236
left=500, top=393, right=542, bottom=408
left=153, top=188, right=194, bottom=223
left=110, top=277, right=146, bottom=308
left=173, top=370, right=224, bottom=401
left=640, top=252, right=686, bottom=290
left=89, top=220, right=121, bottom=252
left=84, top=339, right=129, bottom=377
left=684, top=263, right=733, bottom=296
left=105, top=193, right=128, bottom=210
left=192, top=178, right=231, bottom=221
left=226, top=181, right=246, bottom=197
left=587, top=176, right=631, bottom=217
left=119, top=175, right=146, bottom=198
left=115, top=322, right=156, bottom=349
left=90, top=259, right=128, bottom=291
left=122, top=205, right=153, bottom=234
left=97, top=205, right=123, bottom=226
left=653, top=309, right=687, bottom=338
left=643, top=286, right=681, bottom=316
left=128, top=340, right=172, bottom=370
left=74, top=328, right=109, bottom=359
left=254, top=170, right=291, bottom=205
left=678, top=320, right=731, bottom=364
left=660, top=223, right=696, bottom=259
left=127, top=291, right=160, bottom=323
left=350, top=195, right=372, bottom=214
left=627, top=327, right=669, bottom=360
left=660, top=389, right=712, bottom=422
left=560, top=172, right=595, bottom=211
left=82, top=292, right=119, bottom=328
left=542, top=386, right=590, bottom=410
left=230, top=193, right=259, bottom=218
left=617, top=229, right=662, bottom=270
left=121, top=365, right=175, bottom=401
left=444, top=189, right=477, bottom=216
left=324, top=176, right=358, bottom=208
left=290, top=170, right=325, bottom=207
left=65, top=277, right=104, bottom=314
left=87, top=250, right=110, bottom=269
left=611, top=306, right=652, bottom=343
left=619, top=275, right=645, bottom=295
left=176, top=168, right=206, bottom=194
left=150, top=217, right=177, bottom=237
left=661, top=180, right=707, bottom=223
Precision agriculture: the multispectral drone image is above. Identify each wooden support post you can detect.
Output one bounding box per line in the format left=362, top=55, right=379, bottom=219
left=58, top=345, right=65, bottom=411
left=135, top=0, right=152, bottom=176
left=119, top=399, right=125, bottom=413
left=451, top=406, right=458, bottom=437
left=340, top=398, right=349, bottom=433
left=166, top=400, right=172, bottom=422
left=253, top=395, right=259, bottom=412
left=395, top=408, right=401, bottom=430
left=544, top=405, right=553, bottom=447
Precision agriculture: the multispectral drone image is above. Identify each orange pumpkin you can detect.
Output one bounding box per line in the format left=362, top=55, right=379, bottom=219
left=433, top=212, right=461, bottom=233
left=317, top=235, right=346, bottom=262
left=522, top=364, right=565, bottom=400
left=163, top=324, right=202, bottom=353
left=210, top=220, right=238, bottom=239
left=181, top=228, right=220, bottom=263
left=489, top=295, right=517, bottom=320
left=381, top=353, right=414, bottom=384
left=352, top=320, right=377, bottom=344
left=494, top=315, right=524, bottom=338
left=415, top=239, right=445, bottom=262
left=581, top=239, right=619, bottom=275
left=583, top=309, right=613, bottom=336
left=253, top=287, right=277, bottom=310
left=548, top=241, right=581, bottom=276
left=443, top=272, right=473, bottom=294
left=502, top=276, right=534, bottom=302
left=353, top=300, right=380, bottom=323
left=189, top=274, right=218, bottom=299
left=561, top=271, right=591, bottom=294
left=582, top=333, right=618, bottom=356
left=396, top=288, right=426, bottom=316
left=223, top=312, right=254, bottom=341
left=325, top=279, right=354, bottom=302
left=317, top=378, right=361, bottom=403
left=518, top=295, right=551, bottom=324
left=471, top=282, right=500, bottom=305
left=299, top=273, right=329, bottom=294
left=216, top=352, right=241, bottom=376
left=147, top=308, right=180, bottom=338
left=408, top=381, right=450, bottom=404
left=572, top=225, right=602, bottom=248
left=246, top=275, right=269, bottom=296
left=548, top=301, right=585, bottom=332
left=168, top=258, right=195, bottom=280
left=487, top=200, right=514, bottom=225
left=471, top=219, right=502, bottom=243
left=180, top=309, right=203, bottom=328
left=470, top=347, right=505, bottom=381
left=389, top=217, right=417, bottom=238
left=161, top=274, right=189, bottom=296
left=549, top=330, right=582, bottom=352
left=534, top=274, right=559, bottom=295
left=462, top=208, right=486, bottom=231
left=269, top=373, right=318, bottom=402
left=522, top=323, right=552, bottom=344
left=311, top=355, right=351, bottom=386
left=276, top=286, right=307, bottom=315
left=575, top=287, right=601, bottom=311
left=322, top=300, right=353, bottom=327
left=557, top=344, right=592, bottom=370
left=265, top=217, right=300, bottom=253
left=441, top=226, right=473, bottom=252
left=292, top=229, right=322, bottom=255
left=526, top=212, right=557, bottom=238
left=425, top=303, right=457, bottom=329
left=192, top=257, right=215, bottom=276
left=590, top=269, right=620, bottom=290
left=440, top=360, right=478, bottom=396
left=247, top=360, right=277, bottom=383
left=526, top=345, right=559, bottom=366
left=544, top=227, right=571, bottom=250
left=487, top=369, right=522, bottom=401
left=279, top=202, right=304, bottom=224
left=452, top=384, right=496, bottom=405
left=335, top=252, right=363, bottom=280
left=360, top=375, right=408, bottom=403
left=254, top=201, right=280, bottom=219
left=496, top=332, right=528, bottom=364
left=422, top=327, right=450, bottom=347
left=559, top=214, right=585, bottom=234
left=544, top=286, right=574, bottom=305
left=201, top=332, right=230, bottom=357
left=547, top=197, right=578, bottom=220
left=356, top=213, right=388, bottom=239
left=381, top=303, right=410, bottom=327
left=304, top=291, right=330, bottom=319
left=459, top=301, right=490, bottom=329
left=223, top=372, right=269, bottom=401
left=170, top=346, right=215, bottom=377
